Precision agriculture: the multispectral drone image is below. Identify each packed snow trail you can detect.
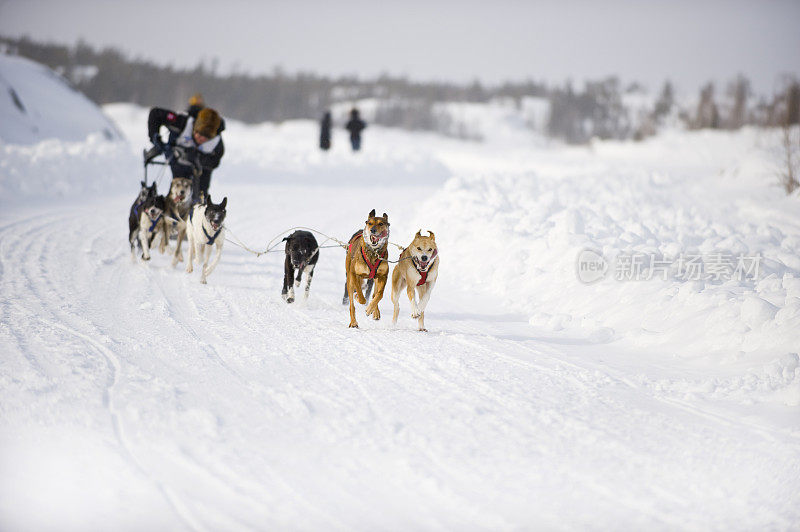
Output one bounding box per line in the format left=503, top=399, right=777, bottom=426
left=1, top=181, right=798, bottom=530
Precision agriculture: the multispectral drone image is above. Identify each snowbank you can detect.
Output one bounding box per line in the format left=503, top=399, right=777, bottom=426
left=0, top=54, right=122, bottom=144
left=421, top=127, right=800, bottom=404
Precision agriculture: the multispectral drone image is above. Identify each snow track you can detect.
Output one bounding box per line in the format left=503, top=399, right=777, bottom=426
left=1, top=183, right=798, bottom=530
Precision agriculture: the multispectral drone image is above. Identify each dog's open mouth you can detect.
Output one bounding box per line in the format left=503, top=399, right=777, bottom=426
left=415, top=258, right=429, bottom=271
left=369, top=231, right=387, bottom=246
left=211, top=222, right=220, bottom=230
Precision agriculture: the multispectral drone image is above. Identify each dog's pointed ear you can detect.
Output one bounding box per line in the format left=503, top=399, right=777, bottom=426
left=205, top=194, right=211, bottom=205
left=428, top=231, right=435, bottom=240
left=369, top=208, right=376, bottom=218
left=141, top=180, right=146, bottom=187
left=220, top=197, right=227, bottom=209
left=416, top=229, right=422, bottom=238
left=383, top=213, right=389, bottom=225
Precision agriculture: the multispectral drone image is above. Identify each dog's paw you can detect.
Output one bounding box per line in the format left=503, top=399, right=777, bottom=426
left=294, top=280, right=300, bottom=287
left=367, top=306, right=381, bottom=320
left=349, top=322, right=359, bottom=328
left=200, top=277, right=207, bottom=284
left=418, top=327, right=428, bottom=332
left=141, top=254, right=150, bottom=261
left=357, top=293, right=367, bottom=305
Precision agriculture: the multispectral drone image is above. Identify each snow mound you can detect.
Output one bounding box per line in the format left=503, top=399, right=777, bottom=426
left=0, top=54, right=122, bottom=144
left=421, top=128, right=800, bottom=380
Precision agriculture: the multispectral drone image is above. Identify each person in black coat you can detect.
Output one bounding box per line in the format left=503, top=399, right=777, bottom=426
left=146, top=106, right=225, bottom=203
left=345, top=108, right=366, bottom=151
left=319, top=111, right=332, bottom=151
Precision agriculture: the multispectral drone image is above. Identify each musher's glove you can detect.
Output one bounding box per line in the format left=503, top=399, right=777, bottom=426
left=151, top=135, right=174, bottom=163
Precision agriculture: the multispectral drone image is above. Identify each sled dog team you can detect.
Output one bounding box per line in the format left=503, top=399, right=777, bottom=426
left=129, top=181, right=439, bottom=331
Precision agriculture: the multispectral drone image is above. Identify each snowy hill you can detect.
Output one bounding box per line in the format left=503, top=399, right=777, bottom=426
left=1, top=94, right=799, bottom=530
left=0, top=54, right=121, bottom=144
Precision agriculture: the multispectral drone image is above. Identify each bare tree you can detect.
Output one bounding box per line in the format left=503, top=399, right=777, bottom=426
left=725, top=75, right=750, bottom=129
left=694, top=82, right=720, bottom=129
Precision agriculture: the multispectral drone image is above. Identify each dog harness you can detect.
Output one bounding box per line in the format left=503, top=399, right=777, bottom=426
left=349, top=236, right=387, bottom=279
left=189, top=208, right=222, bottom=245
left=147, top=213, right=162, bottom=233
left=413, top=249, right=438, bottom=286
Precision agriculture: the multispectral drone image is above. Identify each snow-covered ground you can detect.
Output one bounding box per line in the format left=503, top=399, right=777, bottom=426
left=1, top=83, right=799, bottom=528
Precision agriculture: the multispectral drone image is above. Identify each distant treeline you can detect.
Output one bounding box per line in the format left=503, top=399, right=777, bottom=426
left=1, top=36, right=798, bottom=144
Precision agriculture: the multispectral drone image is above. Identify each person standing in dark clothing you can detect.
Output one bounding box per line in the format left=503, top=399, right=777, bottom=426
left=320, top=111, right=332, bottom=151
left=345, top=108, right=366, bottom=151
left=147, top=106, right=225, bottom=203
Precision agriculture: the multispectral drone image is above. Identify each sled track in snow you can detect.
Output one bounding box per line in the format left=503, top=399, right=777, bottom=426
left=0, top=210, right=207, bottom=531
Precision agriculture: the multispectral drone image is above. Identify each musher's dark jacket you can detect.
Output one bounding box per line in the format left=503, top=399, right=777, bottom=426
left=147, top=108, right=225, bottom=182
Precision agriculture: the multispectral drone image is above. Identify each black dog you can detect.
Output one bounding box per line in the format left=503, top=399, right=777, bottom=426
left=282, top=230, right=319, bottom=303
left=129, top=193, right=167, bottom=261
left=128, top=180, right=157, bottom=243
left=341, top=230, right=373, bottom=305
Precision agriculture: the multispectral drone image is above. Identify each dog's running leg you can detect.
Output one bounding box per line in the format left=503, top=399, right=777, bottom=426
left=391, top=276, right=405, bottom=325
left=303, top=264, right=315, bottom=299
left=172, top=225, right=185, bottom=267
left=159, top=223, right=169, bottom=255
left=342, top=282, right=349, bottom=305
left=407, top=283, right=420, bottom=318
left=282, top=256, right=295, bottom=303
left=138, top=227, right=151, bottom=261
left=416, top=280, right=436, bottom=315
left=347, top=274, right=359, bottom=328
left=415, top=284, right=429, bottom=331
left=366, top=276, right=386, bottom=320
left=201, top=239, right=224, bottom=284
left=129, top=229, right=139, bottom=262
left=185, top=229, right=195, bottom=273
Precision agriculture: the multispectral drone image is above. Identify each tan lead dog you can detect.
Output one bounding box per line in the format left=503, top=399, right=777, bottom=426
left=345, top=209, right=390, bottom=328
left=160, top=177, right=193, bottom=266
left=391, top=230, right=439, bottom=331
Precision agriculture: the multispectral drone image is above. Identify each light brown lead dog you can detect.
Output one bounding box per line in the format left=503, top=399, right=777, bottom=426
left=160, top=177, right=193, bottom=266
left=345, top=209, right=390, bottom=328
left=392, top=230, right=439, bottom=331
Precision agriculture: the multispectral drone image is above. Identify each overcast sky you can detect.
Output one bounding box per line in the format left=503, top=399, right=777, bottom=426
left=1, top=0, right=798, bottom=95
